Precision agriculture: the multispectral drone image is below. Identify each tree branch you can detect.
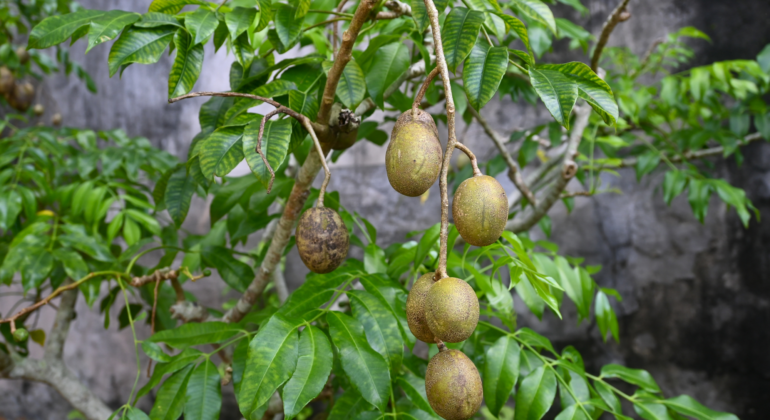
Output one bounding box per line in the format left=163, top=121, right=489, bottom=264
left=44, top=280, right=77, bottom=360
left=467, top=106, right=537, bottom=205
left=506, top=105, right=591, bottom=233
left=222, top=0, right=378, bottom=324
left=590, top=0, right=631, bottom=72
left=376, top=0, right=412, bottom=19
left=454, top=143, right=482, bottom=176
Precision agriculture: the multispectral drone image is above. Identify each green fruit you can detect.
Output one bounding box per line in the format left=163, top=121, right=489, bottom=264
left=425, top=349, right=483, bottom=420
left=296, top=207, right=349, bottom=274
left=203, top=269, right=212, bottom=276
left=386, top=109, right=443, bottom=197
left=13, top=328, right=29, bottom=342
left=0, top=66, right=14, bottom=95
left=426, top=277, right=479, bottom=343
left=406, top=272, right=436, bottom=343
left=452, top=175, right=507, bottom=247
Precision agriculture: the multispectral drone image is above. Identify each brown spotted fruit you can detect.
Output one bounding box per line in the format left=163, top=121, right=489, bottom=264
left=386, top=109, right=443, bottom=197
left=8, top=82, right=34, bottom=112
left=406, top=272, right=436, bottom=343
left=425, top=277, right=479, bottom=343
left=0, top=66, right=13, bottom=95
left=296, top=207, right=349, bottom=274
left=452, top=175, right=507, bottom=247
left=426, top=349, right=483, bottom=420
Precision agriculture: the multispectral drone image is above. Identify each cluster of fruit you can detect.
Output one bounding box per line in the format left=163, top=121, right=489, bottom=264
left=390, top=108, right=506, bottom=420
left=292, top=103, right=505, bottom=419
left=0, top=47, right=36, bottom=113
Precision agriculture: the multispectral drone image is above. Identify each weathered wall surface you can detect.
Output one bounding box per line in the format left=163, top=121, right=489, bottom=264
left=2, top=0, right=770, bottom=418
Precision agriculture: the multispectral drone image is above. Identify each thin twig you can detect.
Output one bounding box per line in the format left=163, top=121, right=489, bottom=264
left=309, top=9, right=354, bottom=17
left=305, top=17, right=351, bottom=32
left=590, top=0, right=632, bottom=72
left=423, top=0, right=456, bottom=281
left=454, top=143, right=482, bottom=176
left=630, top=38, right=664, bottom=79
left=468, top=106, right=538, bottom=206
left=301, top=117, right=332, bottom=207
left=412, top=66, right=440, bottom=115
left=506, top=105, right=592, bottom=233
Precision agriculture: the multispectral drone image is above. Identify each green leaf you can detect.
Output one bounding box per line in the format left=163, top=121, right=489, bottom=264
left=164, top=166, right=195, bottom=227
left=554, top=405, right=589, bottom=420
left=108, top=27, right=176, bottom=77
left=514, top=366, right=557, bottom=420
left=0, top=190, right=22, bottom=230
left=125, top=407, right=152, bottom=420
left=441, top=7, right=486, bottom=72
left=184, top=360, right=222, bottom=420
left=538, top=62, right=618, bottom=125
left=662, top=395, right=739, bottom=420
left=226, top=7, right=258, bottom=40
left=168, top=30, right=204, bottom=98
left=484, top=335, right=520, bottom=416
left=52, top=249, right=89, bottom=281
left=463, top=42, right=508, bottom=110
left=185, top=8, right=219, bottom=45
left=243, top=118, right=293, bottom=189
left=199, top=126, right=246, bottom=178
left=277, top=269, right=351, bottom=321
left=202, top=246, right=254, bottom=292
left=512, top=0, right=556, bottom=34
left=529, top=68, right=578, bottom=129
left=149, top=0, right=207, bottom=14
left=137, top=348, right=203, bottom=400
left=688, top=178, right=711, bottom=224
left=239, top=315, right=300, bottom=417
left=365, top=43, right=410, bottom=108
left=87, top=10, right=141, bottom=53
left=324, top=58, right=366, bottom=109
left=135, top=12, right=184, bottom=28
left=142, top=341, right=172, bottom=363
left=327, top=311, right=391, bottom=412
left=595, top=291, right=619, bottom=342
left=275, top=5, right=304, bottom=50
left=493, top=12, right=533, bottom=59
left=396, top=373, right=435, bottom=416
left=150, top=364, right=194, bottom=420
left=21, top=247, right=54, bottom=292
left=149, top=322, right=242, bottom=348
left=414, top=222, right=440, bottom=265
left=348, top=290, right=404, bottom=373
left=29, top=9, right=105, bottom=49
left=328, top=389, right=374, bottom=420
left=600, top=364, right=660, bottom=393
left=282, top=326, right=333, bottom=420
left=634, top=402, right=674, bottom=420
left=593, top=380, right=622, bottom=416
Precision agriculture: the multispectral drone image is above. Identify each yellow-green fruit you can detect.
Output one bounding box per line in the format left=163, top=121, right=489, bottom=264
left=52, top=113, right=62, bottom=126
left=0, top=66, right=13, bottom=95
left=406, top=272, right=436, bottom=343
left=386, top=109, right=442, bottom=197
left=426, top=277, right=479, bottom=343
left=16, top=46, right=30, bottom=65
left=452, top=175, right=507, bottom=247
left=33, top=104, right=44, bottom=116
left=296, top=207, right=349, bottom=274
left=426, top=349, right=483, bottom=420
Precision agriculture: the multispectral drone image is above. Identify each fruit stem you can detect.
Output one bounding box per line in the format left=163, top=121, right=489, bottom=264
left=435, top=338, right=448, bottom=352
left=423, top=0, right=457, bottom=281
left=454, top=143, right=482, bottom=176
left=412, top=66, right=440, bottom=118
left=302, top=117, right=332, bottom=208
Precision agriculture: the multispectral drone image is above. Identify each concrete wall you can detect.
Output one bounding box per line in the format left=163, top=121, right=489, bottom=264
left=2, top=0, right=770, bottom=418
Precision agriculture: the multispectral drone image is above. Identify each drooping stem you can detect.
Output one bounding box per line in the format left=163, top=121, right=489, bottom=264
left=412, top=66, right=440, bottom=116
left=454, top=142, right=482, bottom=176
left=301, top=117, right=332, bottom=207
left=423, top=0, right=457, bottom=281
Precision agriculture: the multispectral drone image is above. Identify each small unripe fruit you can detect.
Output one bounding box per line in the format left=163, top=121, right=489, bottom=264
left=13, top=328, right=29, bottom=342
left=0, top=66, right=13, bottom=95
left=16, top=46, right=30, bottom=65
left=406, top=272, right=436, bottom=343
left=33, top=104, right=44, bottom=116
left=426, top=349, right=483, bottom=420
left=52, top=113, right=62, bottom=126
left=203, top=269, right=212, bottom=276
left=452, top=175, right=507, bottom=247
left=296, top=207, right=349, bottom=274
left=386, top=109, right=443, bottom=197
left=426, top=277, right=479, bottom=343
left=8, top=82, right=35, bottom=112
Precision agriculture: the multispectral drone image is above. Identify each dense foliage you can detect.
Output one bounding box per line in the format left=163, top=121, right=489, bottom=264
left=2, top=0, right=769, bottom=419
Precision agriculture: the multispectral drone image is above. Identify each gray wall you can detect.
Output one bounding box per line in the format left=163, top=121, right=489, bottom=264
left=2, top=0, right=770, bottom=418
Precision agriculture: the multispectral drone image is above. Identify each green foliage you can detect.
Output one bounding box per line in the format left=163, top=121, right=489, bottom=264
left=8, top=0, right=765, bottom=419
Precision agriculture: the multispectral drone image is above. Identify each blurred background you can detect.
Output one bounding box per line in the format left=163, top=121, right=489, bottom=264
left=1, top=0, right=770, bottom=419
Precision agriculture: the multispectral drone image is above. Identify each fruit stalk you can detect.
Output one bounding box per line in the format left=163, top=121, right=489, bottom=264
left=301, top=117, right=332, bottom=207
left=454, top=143, right=481, bottom=176
left=412, top=66, right=440, bottom=117
left=422, top=0, right=457, bottom=281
